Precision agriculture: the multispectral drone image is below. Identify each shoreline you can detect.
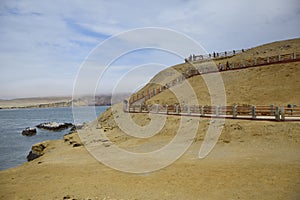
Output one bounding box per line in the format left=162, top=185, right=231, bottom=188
left=0, top=106, right=109, bottom=171
left=1, top=118, right=299, bottom=199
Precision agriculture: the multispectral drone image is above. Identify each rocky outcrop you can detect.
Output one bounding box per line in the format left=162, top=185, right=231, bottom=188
left=67, top=123, right=85, bottom=134
left=27, top=141, right=49, bottom=161
left=36, top=122, right=73, bottom=131
left=63, top=132, right=82, bottom=147
left=22, top=127, right=37, bottom=136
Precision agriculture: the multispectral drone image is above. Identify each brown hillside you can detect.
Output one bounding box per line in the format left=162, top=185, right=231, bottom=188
left=134, top=37, right=300, bottom=106
left=147, top=62, right=300, bottom=106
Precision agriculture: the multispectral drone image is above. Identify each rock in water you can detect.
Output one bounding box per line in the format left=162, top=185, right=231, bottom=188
left=22, top=127, right=37, bottom=136
left=36, top=122, right=73, bottom=131
left=69, top=123, right=85, bottom=133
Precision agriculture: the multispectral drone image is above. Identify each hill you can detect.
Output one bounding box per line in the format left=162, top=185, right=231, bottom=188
left=96, top=38, right=300, bottom=147
left=132, top=37, right=300, bottom=106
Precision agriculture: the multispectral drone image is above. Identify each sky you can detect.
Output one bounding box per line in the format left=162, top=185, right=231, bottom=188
left=0, top=0, right=299, bottom=99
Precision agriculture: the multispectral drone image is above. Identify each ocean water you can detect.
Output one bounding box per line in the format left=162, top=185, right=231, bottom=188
left=0, top=106, right=109, bottom=170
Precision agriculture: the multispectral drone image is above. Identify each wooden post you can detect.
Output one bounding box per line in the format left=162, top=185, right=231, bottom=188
left=187, top=106, right=191, bottom=115
left=175, top=105, right=179, bottom=114
left=270, top=104, right=274, bottom=115
left=155, top=104, right=159, bottom=113
left=166, top=105, right=169, bottom=114
left=147, top=105, right=151, bottom=113
left=200, top=106, right=204, bottom=116
left=133, top=105, right=135, bottom=112
left=193, top=105, right=196, bottom=113
left=123, top=101, right=126, bottom=112
left=154, top=88, right=157, bottom=95
left=280, top=107, right=285, bottom=121
left=254, top=58, right=257, bottom=65
left=275, top=106, right=280, bottom=121
left=251, top=105, right=256, bottom=119
left=215, top=106, right=219, bottom=116
left=267, top=57, right=270, bottom=63
left=139, top=104, right=142, bottom=112
left=294, top=52, right=297, bottom=59
left=232, top=105, right=237, bottom=118
left=278, top=55, right=281, bottom=61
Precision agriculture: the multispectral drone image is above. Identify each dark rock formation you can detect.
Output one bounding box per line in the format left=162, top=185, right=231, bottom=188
left=69, top=124, right=84, bottom=133
left=27, top=151, right=40, bottom=161
left=22, top=127, right=37, bottom=136
left=36, top=122, right=73, bottom=131
left=63, top=132, right=83, bottom=148
left=27, top=141, right=48, bottom=161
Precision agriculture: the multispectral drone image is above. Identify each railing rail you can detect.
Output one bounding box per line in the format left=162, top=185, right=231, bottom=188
left=124, top=103, right=300, bottom=122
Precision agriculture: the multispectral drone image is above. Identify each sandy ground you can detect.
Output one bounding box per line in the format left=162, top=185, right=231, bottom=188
left=0, top=117, right=299, bottom=200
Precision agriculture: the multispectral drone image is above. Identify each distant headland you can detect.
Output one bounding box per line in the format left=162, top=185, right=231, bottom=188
left=0, top=94, right=130, bottom=109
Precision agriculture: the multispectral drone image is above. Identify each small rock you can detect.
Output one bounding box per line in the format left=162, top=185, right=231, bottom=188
left=72, top=143, right=82, bottom=147
left=63, top=195, right=71, bottom=200
left=103, top=142, right=112, bottom=147
left=69, top=124, right=84, bottom=133
left=26, top=141, right=49, bottom=161
left=27, top=151, right=40, bottom=161
left=22, top=127, right=37, bottom=136
left=223, top=139, right=230, bottom=143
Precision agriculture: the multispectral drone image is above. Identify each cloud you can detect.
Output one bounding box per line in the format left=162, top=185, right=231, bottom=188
left=0, top=0, right=299, bottom=99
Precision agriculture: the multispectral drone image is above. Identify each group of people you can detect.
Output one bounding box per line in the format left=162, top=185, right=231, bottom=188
left=218, top=61, right=231, bottom=71
left=186, top=49, right=245, bottom=62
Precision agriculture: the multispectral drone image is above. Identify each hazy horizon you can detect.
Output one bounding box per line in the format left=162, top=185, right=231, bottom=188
left=0, top=92, right=132, bottom=101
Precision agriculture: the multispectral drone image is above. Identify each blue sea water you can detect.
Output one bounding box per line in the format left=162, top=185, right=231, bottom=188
left=0, top=106, right=109, bottom=170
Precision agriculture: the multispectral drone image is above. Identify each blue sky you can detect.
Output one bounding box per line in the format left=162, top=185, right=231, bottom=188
left=0, top=0, right=299, bottom=99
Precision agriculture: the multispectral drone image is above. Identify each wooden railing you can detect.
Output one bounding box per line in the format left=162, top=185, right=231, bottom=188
left=124, top=104, right=300, bottom=122
left=185, top=49, right=247, bottom=62
left=129, top=52, right=300, bottom=105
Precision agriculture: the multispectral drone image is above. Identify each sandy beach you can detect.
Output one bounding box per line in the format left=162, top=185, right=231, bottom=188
left=0, top=117, right=299, bottom=199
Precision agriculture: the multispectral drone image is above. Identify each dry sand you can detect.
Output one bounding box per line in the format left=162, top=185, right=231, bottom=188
left=0, top=117, right=299, bottom=200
